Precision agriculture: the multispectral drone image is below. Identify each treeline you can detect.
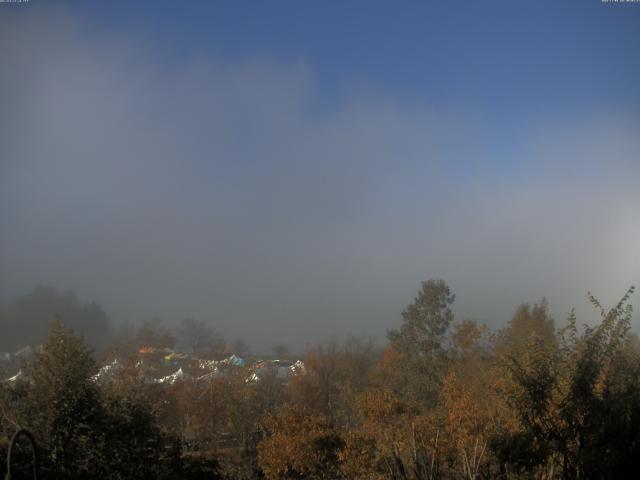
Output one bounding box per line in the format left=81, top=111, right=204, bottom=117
left=0, top=286, right=111, bottom=352
left=0, top=286, right=250, bottom=359
left=1, top=280, right=639, bottom=479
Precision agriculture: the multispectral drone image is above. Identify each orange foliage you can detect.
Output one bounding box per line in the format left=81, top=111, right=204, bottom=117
left=258, top=405, right=344, bottom=479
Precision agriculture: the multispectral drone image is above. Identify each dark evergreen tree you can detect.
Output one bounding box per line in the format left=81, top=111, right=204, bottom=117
left=385, top=279, right=455, bottom=406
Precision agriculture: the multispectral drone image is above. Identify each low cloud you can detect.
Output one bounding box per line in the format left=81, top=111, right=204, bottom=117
left=1, top=7, right=638, bottom=350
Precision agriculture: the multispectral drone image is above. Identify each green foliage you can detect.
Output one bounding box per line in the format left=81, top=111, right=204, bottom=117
left=98, top=386, right=182, bottom=480
left=18, top=319, right=102, bottom=478
left=385, top=279, right=455, bottom=406
left=3, top=320, right=183, bottom=479
left=388, top=279, right=455, bottom=358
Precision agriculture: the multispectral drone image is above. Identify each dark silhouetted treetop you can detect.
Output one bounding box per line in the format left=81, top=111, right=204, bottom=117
left=387, top=279, right=455, bottom=358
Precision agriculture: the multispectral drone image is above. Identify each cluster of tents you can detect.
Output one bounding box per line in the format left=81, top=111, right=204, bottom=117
left=90, top=350, right=306, bottom=386
left=3, top=344, right=307, bottom=387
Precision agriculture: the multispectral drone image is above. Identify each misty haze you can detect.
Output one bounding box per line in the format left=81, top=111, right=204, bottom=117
left=1, top=1, right=639, bottom=479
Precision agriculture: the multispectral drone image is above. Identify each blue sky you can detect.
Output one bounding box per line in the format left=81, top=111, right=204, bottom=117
left=64, top=0, right=640, bottom=113
left=1, top=1, right=639, bottom=349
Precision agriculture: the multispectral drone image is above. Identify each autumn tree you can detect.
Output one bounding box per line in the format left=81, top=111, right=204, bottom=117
left=340, top=386, right=445, bottom=480
left=178, top=317, right=221, bottom=355
left=496, top=300, right=556, bottom=362
left=489, top=299, right=558, bottom=475
left=439, top=320, right=499, bottom=479
left=135, top=317, right=176, bottom=350
left=492, top=287, right=640, bottom=479
left=451, top=319, right=490, bottom=355
left=290, top=338, right=379, bottom=426
left=258, top=404, right=344, bottom=480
